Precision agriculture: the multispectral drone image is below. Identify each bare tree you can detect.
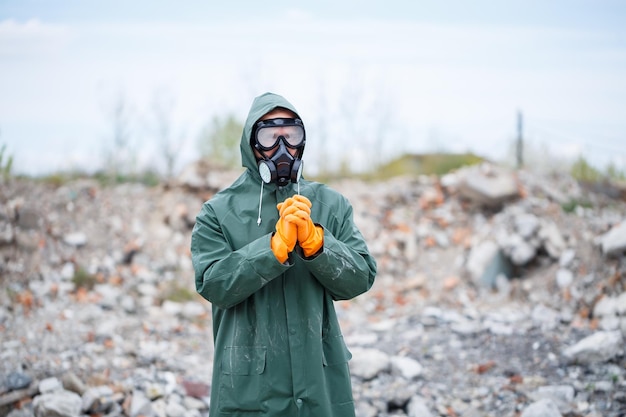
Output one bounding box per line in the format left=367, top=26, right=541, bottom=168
left=331, top=70, right=396, bottom=176
left=306, top=82, right=331, bottom=179
left=102, top=91, right=135, bottom=182
left=148, top=88, right=185, bottom=180
left=197, top=114, right=243, bottom=169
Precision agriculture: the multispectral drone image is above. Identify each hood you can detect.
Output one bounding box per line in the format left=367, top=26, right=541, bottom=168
left=240, top=92, right=302, bottom=177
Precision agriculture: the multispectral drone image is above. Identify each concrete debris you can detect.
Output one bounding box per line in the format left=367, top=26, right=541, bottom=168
left=562, top=330, right=624, bottom=365
left=597, top=220, right=626, bottom=256
left=1, top=161, right=625, bottom=417
left=454, top=163, right=521, bottom=207
left=519, top=398, right=561, bottom=417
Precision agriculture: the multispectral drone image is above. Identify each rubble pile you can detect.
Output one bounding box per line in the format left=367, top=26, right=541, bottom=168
left=0, top=162, right=625, bottom=417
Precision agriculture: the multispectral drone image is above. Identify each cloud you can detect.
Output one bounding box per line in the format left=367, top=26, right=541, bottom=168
left=0, top=18, right=72, bottom=57
left=1, top=12, right=624, bottom=175
left=283, top=8, right=314, bottom=21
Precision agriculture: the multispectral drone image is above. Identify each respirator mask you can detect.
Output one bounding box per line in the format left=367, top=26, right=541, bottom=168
left=253, top=117, right=305, bottom=186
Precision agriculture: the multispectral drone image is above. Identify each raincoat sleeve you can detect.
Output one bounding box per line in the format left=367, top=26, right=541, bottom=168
left=191, top=203, right=290, bottom=309
left=302, top=200, right=376, bottom=301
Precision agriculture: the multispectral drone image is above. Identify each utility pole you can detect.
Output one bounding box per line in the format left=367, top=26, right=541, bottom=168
left=516, top=110, right=524, bottom=169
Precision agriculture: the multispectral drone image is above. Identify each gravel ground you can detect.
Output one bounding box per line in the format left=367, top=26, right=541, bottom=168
left=1, top=169, right=625, bottom=417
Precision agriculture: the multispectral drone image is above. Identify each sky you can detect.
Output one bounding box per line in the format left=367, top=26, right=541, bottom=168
left=1, top=0, right=625, bottom=176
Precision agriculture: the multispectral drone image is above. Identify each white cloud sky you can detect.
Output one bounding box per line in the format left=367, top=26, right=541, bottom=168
left=1, top=1, right=625, bottom=175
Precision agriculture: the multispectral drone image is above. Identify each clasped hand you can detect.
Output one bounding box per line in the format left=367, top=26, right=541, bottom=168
left=270, top=195, right=324, bottom=262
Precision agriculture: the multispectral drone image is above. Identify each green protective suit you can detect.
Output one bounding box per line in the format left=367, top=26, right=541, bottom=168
left=191, top=92, right=377, bottom=417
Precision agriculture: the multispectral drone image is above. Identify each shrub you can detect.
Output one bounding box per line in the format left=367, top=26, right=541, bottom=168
left=0, top=143, right=13, bottom=180
left=570, top=156, right=602, bottom=183
left=72, top=267, right=97, bottom=290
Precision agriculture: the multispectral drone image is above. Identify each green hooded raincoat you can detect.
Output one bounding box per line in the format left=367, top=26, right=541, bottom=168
left=191, top=92, right=377, bottom=417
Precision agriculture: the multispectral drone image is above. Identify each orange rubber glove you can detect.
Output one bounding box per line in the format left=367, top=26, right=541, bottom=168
left=292, top=194, right=312, bottom=210
left=285, top=207, right=324, bottom=257
left=270, top=200, right=300, bottom=263
left=280, top=196, right=311, bottom=216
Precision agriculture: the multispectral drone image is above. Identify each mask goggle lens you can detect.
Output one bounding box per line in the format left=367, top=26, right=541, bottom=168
left=255, top=118, right=305, bottom=151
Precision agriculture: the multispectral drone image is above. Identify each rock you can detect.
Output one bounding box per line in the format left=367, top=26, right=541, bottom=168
left=450, top=318, right=484, bottom=335
left=165, top=400, right=186, bottom=417
left=515, top=212, right=540, bottom=238
left=466, top=240, right=512, bottom=288
left=558, top=249, right=576, bottom=267
left=520, top=398, right=561, bottom=417
left=129, top=389, right=152, bottom=417
left=14, top=228, right=40, bottom=250
left=617, top=292, right=626, bottom=315
left=81, top=386, right=114, bottom=414
left=384, top=378, right=416, bottom=408
left=529, top=385, right=575, bottom=414
left=466, top=240, right=499, bottom=285
left=145, top=381, right=166, bottom=400
left=62, top=232, right=87, bottom=247
left=504, top=233, right=537, bottom=265
left=562, top=330, right=624, bottom=364
left=456, top=164, right=520, bottom=207
left=349, top=348, right=390, bottom=380
left=538, top=221, right=566, bottom=259
left=555, top=268, right=574, bottom=289
left=94, top=284, right=122, bottom=309
left=38, top=378, right=62, bottom=394
left=594, top=295, right=618, bottom=318
left=6, top=409, right=32, bottom=417
left=0, top=221, right=14, bottom=244
left=182, top=394, right=208, bottom=410
left=32, top=390, right=82, bottom=417
left=60, top=373, right=86, bottom=396
left=182, top=301, right=206, bottom=319
left=16, top=208, right=41, bottom=230
left=598, top=220, right=626, bottom=256
left=407, top=396, right=434, bottom=417
left=355, top=401, right=378, bottom=417
left=5, top=372, right=32, bottom=391
left=161, top=300, right=183, bottom=316
left=390, top=356, right=423, bottom=380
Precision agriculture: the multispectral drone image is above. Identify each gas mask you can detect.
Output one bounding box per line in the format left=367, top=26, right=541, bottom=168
left=253, top=118, right=305, bottom=186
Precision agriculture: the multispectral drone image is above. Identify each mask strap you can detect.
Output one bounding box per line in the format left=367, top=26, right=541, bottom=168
left=257, top=181, right=264, bottom=226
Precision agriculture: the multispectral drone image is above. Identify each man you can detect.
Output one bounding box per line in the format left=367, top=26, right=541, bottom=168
left=191, top=92, right=377, bottom=416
